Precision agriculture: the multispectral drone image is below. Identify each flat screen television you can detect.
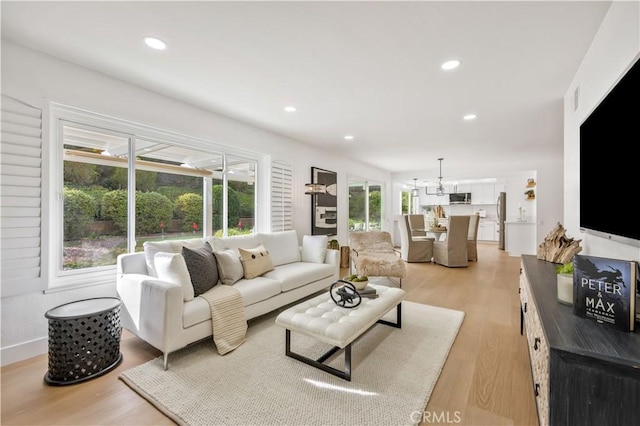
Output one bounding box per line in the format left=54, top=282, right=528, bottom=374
left=579, top=56, right=640, bottom=247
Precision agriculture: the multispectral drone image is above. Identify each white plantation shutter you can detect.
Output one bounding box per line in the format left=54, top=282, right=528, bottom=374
left=1, top=95, right=45, bottom=297
left=270, top=161, right=293, bottom=231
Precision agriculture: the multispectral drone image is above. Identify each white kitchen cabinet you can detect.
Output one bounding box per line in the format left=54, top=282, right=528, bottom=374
left=478, top=220, right=496, bottom=241
left=471, top=183, right=495, bottom=204
left=455, top=184, right=472, bottom=193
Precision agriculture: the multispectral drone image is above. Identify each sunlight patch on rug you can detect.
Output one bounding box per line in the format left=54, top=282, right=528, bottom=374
left=120, top=301, right=464, bottom=426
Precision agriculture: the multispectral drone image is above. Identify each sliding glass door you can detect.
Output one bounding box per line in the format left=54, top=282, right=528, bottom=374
left=348, top=178, right=383, bottom=232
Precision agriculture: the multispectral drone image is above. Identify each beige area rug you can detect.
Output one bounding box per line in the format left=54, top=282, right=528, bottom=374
left=119, top=301, right=464, bottom=426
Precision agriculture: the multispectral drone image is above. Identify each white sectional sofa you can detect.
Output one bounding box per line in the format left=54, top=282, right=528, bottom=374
left=116, top=230, right=339, bottom=369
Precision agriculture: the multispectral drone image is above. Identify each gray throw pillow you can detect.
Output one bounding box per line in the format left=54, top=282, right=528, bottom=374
left=182, top=242, right=219, bottom=296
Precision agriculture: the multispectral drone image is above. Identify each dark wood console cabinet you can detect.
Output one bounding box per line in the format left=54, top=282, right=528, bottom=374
left=519, top=255, right=640, bottom=426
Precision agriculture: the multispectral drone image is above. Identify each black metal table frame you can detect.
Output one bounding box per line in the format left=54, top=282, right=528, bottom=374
left=284, top=303, right=402, bottom=381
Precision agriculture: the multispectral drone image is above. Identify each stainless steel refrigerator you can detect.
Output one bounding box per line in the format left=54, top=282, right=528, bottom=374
left=496, top=192, right=506, bottom=250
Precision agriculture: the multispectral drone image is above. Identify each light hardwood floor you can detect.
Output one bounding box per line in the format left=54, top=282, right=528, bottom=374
left=1, top=242, right=538, bottom=425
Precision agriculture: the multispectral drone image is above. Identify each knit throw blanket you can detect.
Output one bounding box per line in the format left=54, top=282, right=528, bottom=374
left=199, top=285, right=247, bottom=355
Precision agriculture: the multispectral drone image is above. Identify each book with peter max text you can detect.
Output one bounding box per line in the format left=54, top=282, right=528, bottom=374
left=572, top=254, right=639, bottom=332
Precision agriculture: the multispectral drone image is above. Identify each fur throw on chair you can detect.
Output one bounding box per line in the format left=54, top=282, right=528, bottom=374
left=349, top=231, right=406, bottom=279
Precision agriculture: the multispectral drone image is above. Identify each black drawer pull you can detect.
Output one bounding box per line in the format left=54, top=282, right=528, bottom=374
left=518, top=287, right=521, bottom=294
left=534, top=337, right=540, bottom=350
left=524, top=302, right=527, bottom=313
left=534, top=383, right=540, bottom=397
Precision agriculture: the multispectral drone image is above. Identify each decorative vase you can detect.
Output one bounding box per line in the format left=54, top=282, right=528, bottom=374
left=352, top=279, right=368, bottom=290
left=557, top=273, right=573, bottom=305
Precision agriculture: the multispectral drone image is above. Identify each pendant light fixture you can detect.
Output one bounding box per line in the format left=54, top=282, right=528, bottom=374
left=425, top=158, right=450, bottom=196
left=411, top=178, right=419, bottom=197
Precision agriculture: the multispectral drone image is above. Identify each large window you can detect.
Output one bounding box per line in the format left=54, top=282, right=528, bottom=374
left=51, top=106, right=258, bottom=287
left=62, top=124, right=131, bottom=270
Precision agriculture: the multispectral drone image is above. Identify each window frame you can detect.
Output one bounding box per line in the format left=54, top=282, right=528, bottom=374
left=348, top=176, right=385, bottom=232
left=47, top=102, right=262, bottom=290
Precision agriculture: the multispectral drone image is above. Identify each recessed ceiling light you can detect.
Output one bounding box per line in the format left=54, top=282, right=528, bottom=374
left=144, top=37, right=167, bottom=50
left=441, top=60, right=461, bottom=70
left=344, top=135, right=355, bottom=141
left=463, top=114, right=477, bottom=120
left=284, top=106, right=297, bottom=112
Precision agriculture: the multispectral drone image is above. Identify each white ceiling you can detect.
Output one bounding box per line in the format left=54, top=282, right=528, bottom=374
left=1, top=1, right=612, bottom=185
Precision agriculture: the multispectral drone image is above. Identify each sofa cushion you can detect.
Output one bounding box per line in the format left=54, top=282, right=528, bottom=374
left=260, top=230, right=301, bottom=266
left=301, top=235, right=328, bottom=263
left=143, top=238, right=204, bottom=277
left=211, top=233, right=263, bottom=254
left=213, top=249, right=245, bottom=285
left=183, top=278, right=282, bottom=328
left=263, top=262, right=335, bottom=292
left=238, top=244, right=274, bottom=279
left=232, top=277, right=282, bottom=306
left=154, top=252, right=195, bottom=302
left=182, top=242, right=219, bottom=297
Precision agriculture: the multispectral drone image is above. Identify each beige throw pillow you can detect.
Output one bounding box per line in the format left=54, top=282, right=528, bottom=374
left=213, top=249, right=245, bottom=285
left=238, top=244, right=274, bottom=279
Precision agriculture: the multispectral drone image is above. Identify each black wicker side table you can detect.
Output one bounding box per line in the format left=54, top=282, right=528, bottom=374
left=44, top=297, right=123, bottom=385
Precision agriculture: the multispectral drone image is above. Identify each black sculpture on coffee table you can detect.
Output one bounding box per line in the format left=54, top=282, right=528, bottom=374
left=330, top=280, right=362, bottom=308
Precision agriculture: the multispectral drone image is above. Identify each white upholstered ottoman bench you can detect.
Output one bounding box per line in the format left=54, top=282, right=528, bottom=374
left=275, top=283, right=405, bottom=381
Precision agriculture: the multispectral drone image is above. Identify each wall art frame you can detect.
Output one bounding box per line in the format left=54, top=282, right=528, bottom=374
left=311, top=167, right=337, bottom=236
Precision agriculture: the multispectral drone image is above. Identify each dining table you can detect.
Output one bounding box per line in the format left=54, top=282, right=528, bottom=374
left=414, top=228, right=447, bottom=241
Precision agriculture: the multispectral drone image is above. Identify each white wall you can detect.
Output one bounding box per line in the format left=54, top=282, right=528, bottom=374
left=0, top=41, right=391, bottom=364
left=563, top=1, right=640, bottom=262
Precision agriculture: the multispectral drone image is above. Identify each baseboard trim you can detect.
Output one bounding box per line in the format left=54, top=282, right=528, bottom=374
left=1, top=337, right=48, bottom=367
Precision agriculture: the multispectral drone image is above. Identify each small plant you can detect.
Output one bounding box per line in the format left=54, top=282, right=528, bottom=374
left=328, top=239, right=340, bottom=250
left=556, top=262, right=574, bottom=275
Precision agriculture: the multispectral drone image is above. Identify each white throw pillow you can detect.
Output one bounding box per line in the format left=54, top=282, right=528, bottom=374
left=154, top=252, right=195, bottom=302
left=301, top=235, right=328, bottom=264
left=144, top=239, right=203, bottom=277
left=144, top=240, right=175, bottom=277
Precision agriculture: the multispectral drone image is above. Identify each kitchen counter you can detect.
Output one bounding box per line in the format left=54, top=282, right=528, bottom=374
left=505, top=220, right=536, bottom=256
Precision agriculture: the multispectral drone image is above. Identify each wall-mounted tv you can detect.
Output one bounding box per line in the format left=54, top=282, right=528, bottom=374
left=579, top=56, right=640, bottom=247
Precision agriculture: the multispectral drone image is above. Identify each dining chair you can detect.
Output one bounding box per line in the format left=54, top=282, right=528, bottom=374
left=398, top=215, right=435, bottom=263
left=406, top=214, right=427, bottom=238
left=467, top=213, right=480, bottom=261
left=433, top=215, right=470, bottom=267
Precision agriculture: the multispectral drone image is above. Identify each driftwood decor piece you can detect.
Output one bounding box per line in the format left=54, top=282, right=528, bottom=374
left=537, top=222, right=582, bottom=264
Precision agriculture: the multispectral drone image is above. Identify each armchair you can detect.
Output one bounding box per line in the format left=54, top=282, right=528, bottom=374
left=349, top=231, right=406, bottom=286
